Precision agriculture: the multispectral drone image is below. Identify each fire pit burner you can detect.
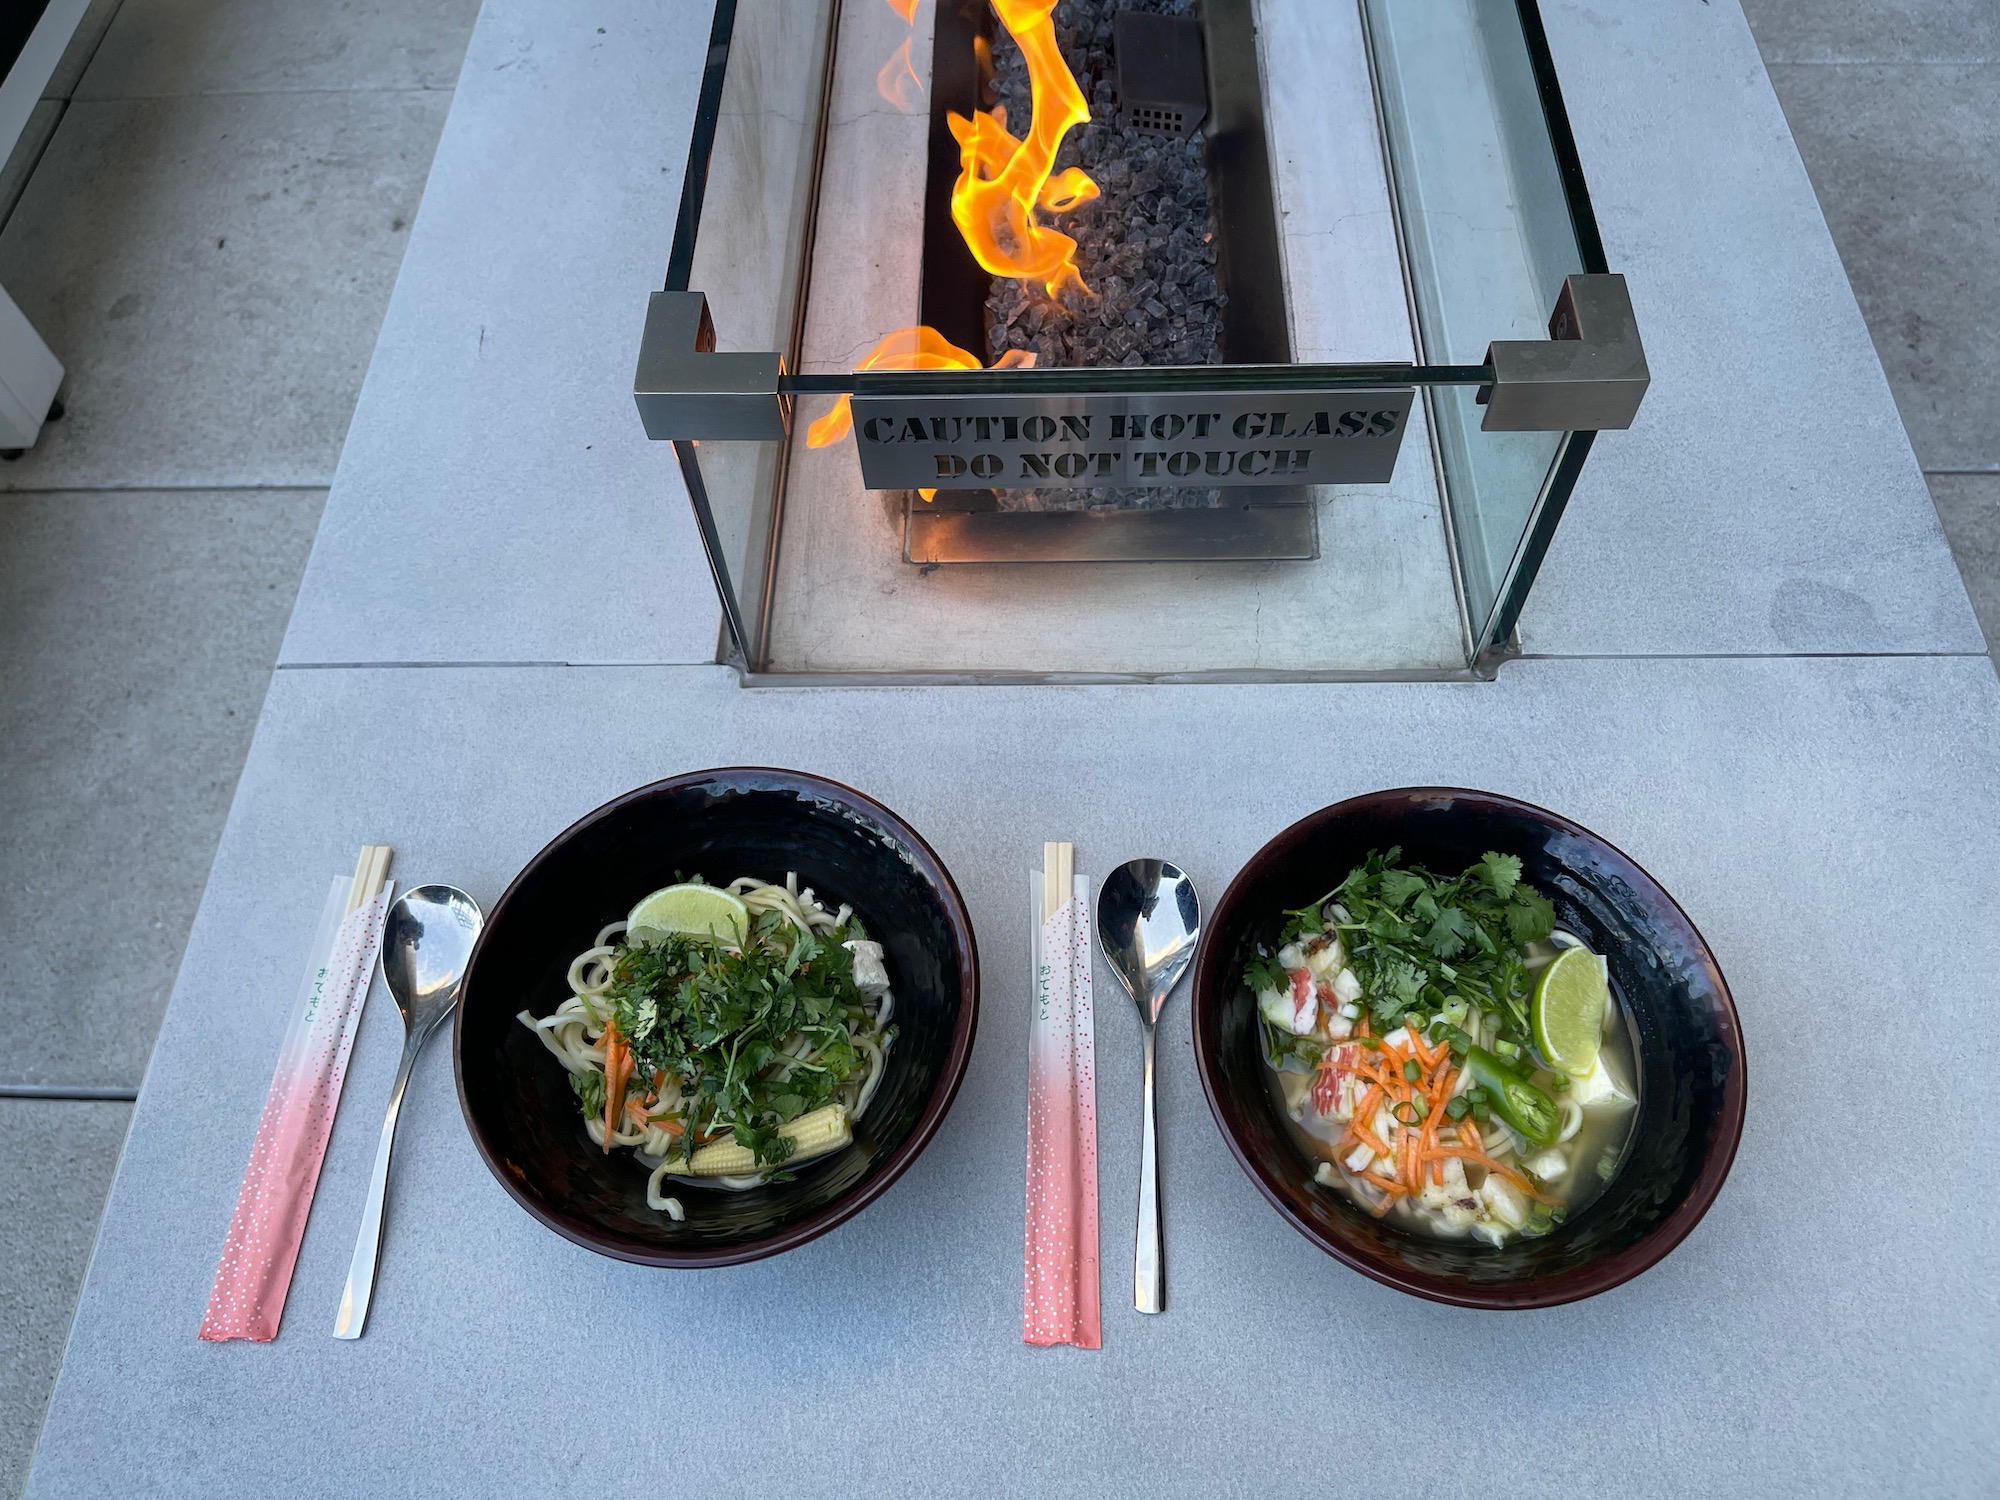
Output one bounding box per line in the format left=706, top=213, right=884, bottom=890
left=632, top=0, right=1652, bottom=678
left=918, top=0, right=1303, bottom=546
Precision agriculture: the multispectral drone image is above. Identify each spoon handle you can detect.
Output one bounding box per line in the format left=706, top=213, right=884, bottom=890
left=1135, top=1021, right=1164, bottom=1314
left=333, top=1033, right=422, bottom=1339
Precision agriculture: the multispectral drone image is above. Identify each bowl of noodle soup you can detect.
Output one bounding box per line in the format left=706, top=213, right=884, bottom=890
left=456, top=768, right=979, bottom=1266
left=1193, top=788, right=1745, bottom=1308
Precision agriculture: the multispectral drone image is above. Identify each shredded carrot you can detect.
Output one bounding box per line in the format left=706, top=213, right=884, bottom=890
left=1348, top=1116, right=1390, bottom=1157
left=1353, top=1084, right=1384, bottom=1128
left=1406, top=1028, right=1435, bottom=1068
left=600, top=1020, right=634, bottom=1153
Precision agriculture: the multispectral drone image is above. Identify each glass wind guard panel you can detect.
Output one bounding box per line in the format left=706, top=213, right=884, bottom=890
left=674, top=0, right=1599, bottom=679
left=681, top=0, right=839, bottom=663
left=1362, top=0, right=1587, bottom=649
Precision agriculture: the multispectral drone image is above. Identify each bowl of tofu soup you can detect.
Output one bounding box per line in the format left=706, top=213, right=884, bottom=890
left=1192, top=788, right=1745, bottom=1308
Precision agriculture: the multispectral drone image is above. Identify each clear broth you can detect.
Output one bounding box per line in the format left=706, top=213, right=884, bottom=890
left=1267, top=964, right=1642, bottom=1243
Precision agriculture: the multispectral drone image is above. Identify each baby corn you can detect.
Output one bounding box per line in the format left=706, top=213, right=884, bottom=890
left=661, top=1104, right=852, bottom=1178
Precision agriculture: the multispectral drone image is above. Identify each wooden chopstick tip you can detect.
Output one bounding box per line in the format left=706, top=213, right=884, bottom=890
left=344, top=845, right=395, bottom=913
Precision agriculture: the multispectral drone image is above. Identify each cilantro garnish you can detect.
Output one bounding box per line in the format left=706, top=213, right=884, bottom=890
left=1247, top=848, right=1557, bottom=1048
left=595, top=918, right=883, bottom=1168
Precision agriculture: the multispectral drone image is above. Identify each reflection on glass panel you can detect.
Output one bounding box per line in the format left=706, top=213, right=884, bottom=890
left=683, top=0, right=838, bottom=660
left=1363, top=0, right=1582, bottom=643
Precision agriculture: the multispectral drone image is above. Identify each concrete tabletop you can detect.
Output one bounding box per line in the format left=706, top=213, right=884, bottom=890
left=28, top=0, right=2000, bottom=1494
left=28, top=657, right=2000, bottom=1496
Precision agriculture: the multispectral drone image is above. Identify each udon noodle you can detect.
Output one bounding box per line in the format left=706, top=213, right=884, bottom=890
left=518, top=874, right=895, bottom=1223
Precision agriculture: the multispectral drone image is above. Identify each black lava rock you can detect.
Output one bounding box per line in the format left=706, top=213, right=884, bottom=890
left=980, top=0, right=1227, bottom=512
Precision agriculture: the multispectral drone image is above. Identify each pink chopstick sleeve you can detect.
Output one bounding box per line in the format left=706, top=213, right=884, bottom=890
left=1023, top=880, right=1100, bottom=1348
left=200, top=884, right=391, bottom=1342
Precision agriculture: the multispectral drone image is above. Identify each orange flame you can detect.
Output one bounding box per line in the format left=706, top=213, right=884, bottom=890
left=876, top=35, right=926, bottom=110
left=818, top=3, right=1093, bottom=490
left=808, top=327, right=1034, bottom=498
left=946, top=0, right=1097, bottom=298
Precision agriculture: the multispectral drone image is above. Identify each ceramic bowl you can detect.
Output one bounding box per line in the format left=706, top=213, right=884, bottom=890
left=456, top=768, right=978, bottom=1266
left=1192, top=787, right=1745, bottom=1308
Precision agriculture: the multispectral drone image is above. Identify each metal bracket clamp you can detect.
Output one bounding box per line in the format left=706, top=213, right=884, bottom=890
left=632, top=290, right=789, bottom=442
left=1479, top=273, right=1649, bottom=432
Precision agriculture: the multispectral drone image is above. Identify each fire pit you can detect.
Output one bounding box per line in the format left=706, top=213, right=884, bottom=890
left=635, top=0, right=1648, bottom=679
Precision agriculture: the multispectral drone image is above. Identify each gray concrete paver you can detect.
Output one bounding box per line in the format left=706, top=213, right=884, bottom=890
left=1739, top=0, right=1997, bottom=63
left=0, top=89, right=451, bottom=491
left=0, top=1100, right=131, bottom=1500
left=1928, top=473, right=2000, bottom=668
left=0, top=490, right=325, bottom=1089
left=76, top=0, right=485, bottom=100
left=1761, top=59, right=2000, bottom=474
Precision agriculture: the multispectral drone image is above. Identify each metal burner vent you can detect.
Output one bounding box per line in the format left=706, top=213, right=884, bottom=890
left=1113, top=9, right=1207, bottom=140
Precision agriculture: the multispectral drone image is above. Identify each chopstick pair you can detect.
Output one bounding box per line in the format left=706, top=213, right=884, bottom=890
left=1024, top=841, right=1100, bottom=1349
left=344, top=845, right=392, bottom=917
left=200, top=845, right=394, bottom=1342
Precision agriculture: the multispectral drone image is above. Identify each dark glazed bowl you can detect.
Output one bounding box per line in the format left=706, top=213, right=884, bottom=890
left=456, top=768, right=978, bottom=1267
left=1193, top=788, right=1745, bottom=1309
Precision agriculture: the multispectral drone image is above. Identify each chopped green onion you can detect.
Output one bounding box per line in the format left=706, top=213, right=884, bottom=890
left=1549, top=1205, right=1569, bottom=1225
left=1444, top=1096, right=1471, bottom=1121
left=1464, top=1085, right=1490, bottom=1106
left=1401, top=1058, right=1421, bottom=1082
left=1391, top=1100, right=1420, bottom=1127
left=1495, top=1039, right=1520, bottom=1059
left=1550, top=1073, right=1571, bottom=1092
left=1472, top=1102, right=1493, bottom=1124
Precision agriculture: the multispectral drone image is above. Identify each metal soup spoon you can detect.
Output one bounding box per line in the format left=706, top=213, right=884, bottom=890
left=1097, top=860, right=1201, bottom=1315
left=333, top=884, right=483, bottom=1339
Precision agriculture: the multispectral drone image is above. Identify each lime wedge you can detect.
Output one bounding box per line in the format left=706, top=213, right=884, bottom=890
left=628, top=883, right=749, bottom=947
left=1533, top=945, right=1608, bottom=1076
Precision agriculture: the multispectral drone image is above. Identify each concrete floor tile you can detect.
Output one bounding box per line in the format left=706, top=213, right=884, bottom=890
left=1763, top=61, right=2000, bottom=472
left=76, top=0, right=482, bottom=100
left=0, top=490, right=324, bottom=1089
left=1738, top=0, right=1998, bottom=63
left=0, top=90, right=451, bottom=490
left=0, top=1099, right=129, bottom=1500
left=40, top=0, right=125, bottom=102
left=0, top=101, right=61, bottom=231
left=1928, top=473, right=2000, bottom=666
